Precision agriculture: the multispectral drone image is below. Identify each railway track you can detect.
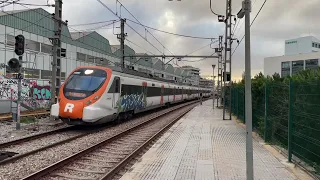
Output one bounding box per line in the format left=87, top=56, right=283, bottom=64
left=0, top=109, right=50, bottom=121
left=21, top=99, right=202, bottom=180
left=0, top=125, right=101, bottom=165
left=0, top=99, right=198, bottom=165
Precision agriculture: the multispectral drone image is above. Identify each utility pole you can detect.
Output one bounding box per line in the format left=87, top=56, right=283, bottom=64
left=51, top=0, right=62, bottom=110
left=238, top=0, right=253, bottom=179
left=223, top=0, right=232, bottom=120
left=16, top=55, right=22, bottom=130
left=217, top=35, right=223, bottom=107
left=228, top=1, right=233, bottom=120
left=244, top=0, right=253, bottom=179
left=212, top=64, right=216, bottom=109
left=120, top=18, right=126, bottom=69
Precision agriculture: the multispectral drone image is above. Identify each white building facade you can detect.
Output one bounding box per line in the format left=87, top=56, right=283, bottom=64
left=264, top=36, right=320, bottom=77
left=285, top=36, right=320, bottom=56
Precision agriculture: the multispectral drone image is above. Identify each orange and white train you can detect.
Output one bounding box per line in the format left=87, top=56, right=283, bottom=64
left=50, top=66, right=211, bottom=125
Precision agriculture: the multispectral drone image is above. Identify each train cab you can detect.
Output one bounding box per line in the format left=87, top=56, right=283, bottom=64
left=50, top=66, right=115, bottom=125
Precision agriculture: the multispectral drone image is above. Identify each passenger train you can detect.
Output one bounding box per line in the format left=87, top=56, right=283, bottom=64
left=50, top=66, right=212, bottom=125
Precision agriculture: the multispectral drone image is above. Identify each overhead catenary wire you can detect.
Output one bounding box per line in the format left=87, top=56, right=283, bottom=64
left=115, top=0, right=174, bottom=56
left=2, top=2, right=164, bottom=66
left=4, top=1, right=217, bottom=69
left=177, top=40, right=218, bottom=63
left=0, top=10, right=53, bottom=36
left=126, top=38, right=155, bottom=55
left=232, top=0, right=267, bottom=56
left=0, top=0, right=10, bottom=5
left=179, top=52, right=217, bottom=62
left=125, top=22, right=163, bottom=54
left=185, top=40, right=218, bottom=57
left=126, top=19, right=217, bottom=40
left=209, top=0, right=223, bottom=16
left=0, top=8, right=119, bottom=58
left=69, top=20, right=120, bottom=33
left=0, top=3, right=159, bottom=69
left=0, top=0, right=20, bottom=8
left=10, top=3, right=120, bottom=53
left=96, top=0, right=119, bottom=18
left=68, top=19, right=119, bottom=27
left=10, top=2, right=54, bottom=7
left=232, top=0, right=258, bottom=36
left=96, top=0, right=169, bottom=58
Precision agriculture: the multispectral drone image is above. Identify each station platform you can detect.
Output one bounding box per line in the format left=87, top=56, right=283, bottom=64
left=120, top=99, right=311, bottom=180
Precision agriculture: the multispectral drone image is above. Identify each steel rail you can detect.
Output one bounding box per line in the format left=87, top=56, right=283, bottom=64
left=100, top=103, right=195, bottom=180
left=0, top=125, right=74, bottom=149
left=21, top=99, right=205, bottom=180
left=0, top=111, right=50, bottom=121
left=0, top=126, right=108, bottom=165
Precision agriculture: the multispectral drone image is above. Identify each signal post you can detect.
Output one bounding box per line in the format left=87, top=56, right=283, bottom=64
left=7, top=35, right=25, bottom=130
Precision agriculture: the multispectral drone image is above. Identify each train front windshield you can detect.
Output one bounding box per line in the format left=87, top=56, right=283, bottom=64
left=63, top=68, right=107, bottom=100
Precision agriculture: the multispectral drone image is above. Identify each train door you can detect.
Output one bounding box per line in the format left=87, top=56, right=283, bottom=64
left=167, top=85, right=170, bottom=103
left=181, top=87, right=183, bottom=100
left=112, top=76, right=121, bottom=109
left=142, top=82, right=148, bottom=107
left=173, top=86, right=176, bottom=101
left=160, top=84, right=164, bottom=104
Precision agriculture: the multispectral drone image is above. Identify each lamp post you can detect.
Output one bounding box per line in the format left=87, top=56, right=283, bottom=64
left=212, top=64, right=216, bottom=109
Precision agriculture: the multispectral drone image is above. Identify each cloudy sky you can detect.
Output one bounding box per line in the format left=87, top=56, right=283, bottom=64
left=4, top=0, right=320, bottom=81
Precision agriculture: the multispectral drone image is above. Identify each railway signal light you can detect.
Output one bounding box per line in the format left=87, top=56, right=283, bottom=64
left=7, top=58, right=21, bottom=72
left=14, top=35, right=25, bottom=56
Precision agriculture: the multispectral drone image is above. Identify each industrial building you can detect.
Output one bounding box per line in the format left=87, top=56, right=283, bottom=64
left=0, top=8, right=201, bottom=86
left=264, top=36, right=320, bottom=77
left=0, top=8, right=208, bottom=113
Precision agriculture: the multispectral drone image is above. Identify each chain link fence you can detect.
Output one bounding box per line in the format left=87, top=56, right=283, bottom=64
left=230, top=80, right=320, bottom=177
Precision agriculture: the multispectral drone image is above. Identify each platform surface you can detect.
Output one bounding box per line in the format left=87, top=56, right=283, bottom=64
left=120, top=100, right=299, bottom=180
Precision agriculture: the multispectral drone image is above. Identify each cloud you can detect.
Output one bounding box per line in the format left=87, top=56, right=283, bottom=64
left=4, top=0, right=320, bottom=81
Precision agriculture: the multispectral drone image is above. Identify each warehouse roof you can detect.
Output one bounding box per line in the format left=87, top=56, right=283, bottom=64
left=0, top=8, right=201, bottom=83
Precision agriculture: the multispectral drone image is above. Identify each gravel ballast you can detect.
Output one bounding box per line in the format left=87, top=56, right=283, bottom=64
left=39, top=104, right=196, bottom=180
left=0, top=102, right=197, bottom=180
left=0, top=117, right=68, bottom=144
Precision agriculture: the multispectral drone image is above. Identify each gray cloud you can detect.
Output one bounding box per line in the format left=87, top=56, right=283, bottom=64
left=5, top=0, right=319, bottom=80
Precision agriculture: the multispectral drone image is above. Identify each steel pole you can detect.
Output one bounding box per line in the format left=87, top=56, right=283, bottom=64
left=219, top=36, right=223, bottom=107
left=228, top=0, right=232, bottom=120
left=222, top=0, right=228, bottom=120
left=120, top=18, right=125, bottom=68
left=244, top=0, right=253, bottom=179
left=16, top=56, right=22, bottom=130
left=51, top=0, right=62, bottom=109
left=212, top=65, right=215, bottom=109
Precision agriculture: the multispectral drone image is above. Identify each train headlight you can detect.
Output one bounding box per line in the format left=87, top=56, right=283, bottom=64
left=94, top=96, right=100, bottom=100
left=84, top=69, right=94, bottom=75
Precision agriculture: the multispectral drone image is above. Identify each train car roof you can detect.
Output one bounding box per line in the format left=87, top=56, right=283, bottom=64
left=109, top=66, right=209, bottom=89
left=76, top=65, right=211, bottom=90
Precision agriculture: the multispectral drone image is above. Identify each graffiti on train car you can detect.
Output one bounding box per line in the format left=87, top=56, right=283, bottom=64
left=116, top=93, right=147, bottom=112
